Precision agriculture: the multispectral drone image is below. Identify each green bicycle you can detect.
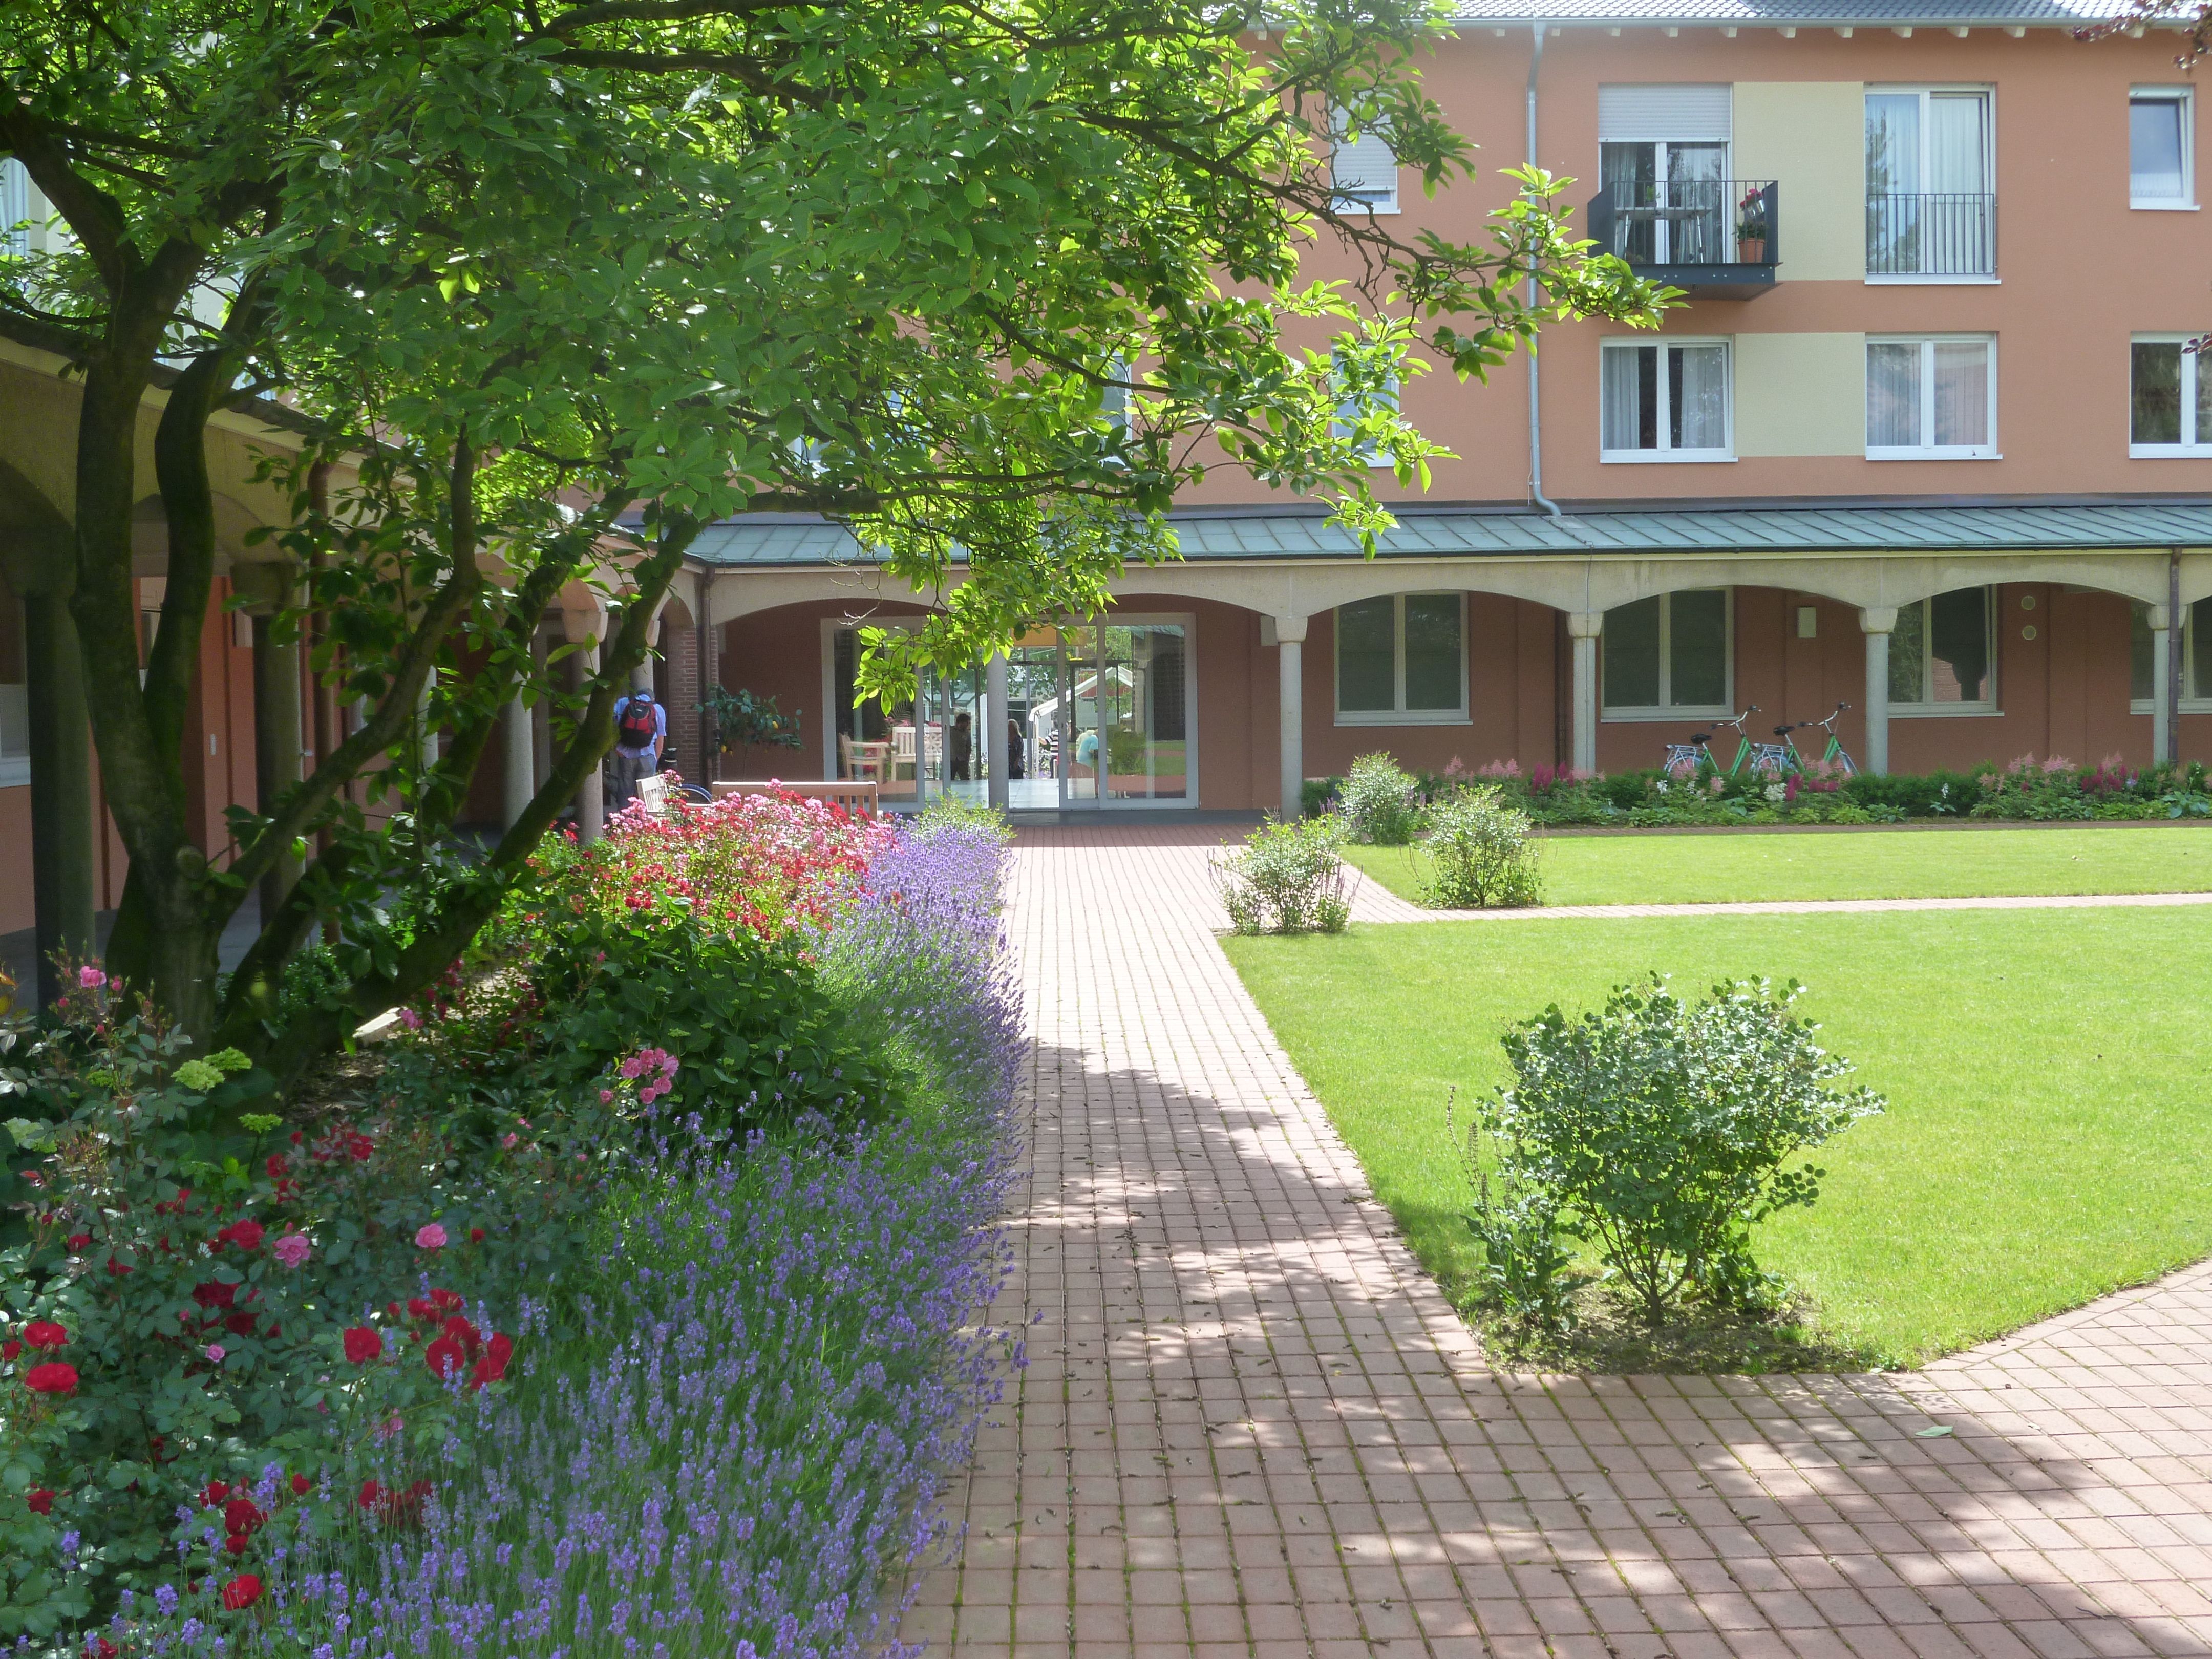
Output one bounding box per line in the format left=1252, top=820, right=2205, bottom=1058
left=1662, top=705, right=1773, bottom=777
left=1772, top=701, right=1858, bottom=777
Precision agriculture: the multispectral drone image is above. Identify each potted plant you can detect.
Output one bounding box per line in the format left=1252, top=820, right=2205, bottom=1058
left=1736, top=186, right=1770, bottom=263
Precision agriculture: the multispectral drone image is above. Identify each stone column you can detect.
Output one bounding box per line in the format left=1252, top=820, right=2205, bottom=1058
left=2149, top=603, right=2174, bottom=766
left=23, top=591, right=95, bottom=1005
left=985, top=652, right=1010, bottom=810
left=502, top=692, right=533, bottom=831
left=1275, top=614, right=1307, bottom=822
left=573, top=642, right=604, bottom=844
left=1566, top=611, right=1602, bottom=776
left=1859, top=606, right=1897, bottom=775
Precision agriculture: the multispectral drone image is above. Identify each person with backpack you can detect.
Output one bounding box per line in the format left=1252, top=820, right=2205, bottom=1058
left=609, top=686, right=665, bottom=811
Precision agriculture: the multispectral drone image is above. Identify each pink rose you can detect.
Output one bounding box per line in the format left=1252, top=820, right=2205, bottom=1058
left=414, top=1223, right=448, bottom=1250
left=78, top=966, right=107, bottom=990
left=272, top=1233, right=312, bottom=1269
left=205, top=1344, right=226, bottom=1363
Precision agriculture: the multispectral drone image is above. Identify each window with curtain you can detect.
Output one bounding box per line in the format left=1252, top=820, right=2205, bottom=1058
left=2130, top=89, right=2194, bottom=207
left=1866, top=88, right=1995, bottom=276
left=1599, top=339, right=1731, bottom=459
left=1602, top=590, right=1731, bottom=715
left=1334, top=594, right=1466, bottom=722
left=2130, top=599, right=2212, bottom=707
left=1329, top=352, right=1400, bottom=467
left=2129, top=336, right=2212, bottom=454
left=1329, top=107, right=1399, bottom=214
left=1866, top=337, right=1995, bottom=457
left=1889, top=589, right=1995, bottom=711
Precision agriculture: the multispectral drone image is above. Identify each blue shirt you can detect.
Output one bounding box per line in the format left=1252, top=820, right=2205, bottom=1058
left=613, top=695, right=666, bottom=758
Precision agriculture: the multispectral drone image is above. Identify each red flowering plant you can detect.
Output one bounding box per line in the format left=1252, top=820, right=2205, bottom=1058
left=0, top=979, right=554, bottom=1640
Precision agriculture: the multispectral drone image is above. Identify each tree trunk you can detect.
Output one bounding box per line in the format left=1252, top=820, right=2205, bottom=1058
left=22, top=590, right=96, bottom=1004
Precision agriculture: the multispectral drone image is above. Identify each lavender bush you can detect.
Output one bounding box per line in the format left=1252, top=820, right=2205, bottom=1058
left=69, top=816, right=1025, bottom=1659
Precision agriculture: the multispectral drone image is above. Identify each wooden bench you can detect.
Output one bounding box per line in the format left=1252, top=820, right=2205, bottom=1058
left=710, top=779, right=882, bottom=818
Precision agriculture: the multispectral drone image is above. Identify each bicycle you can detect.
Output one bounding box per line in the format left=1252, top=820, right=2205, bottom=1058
left=655, top=746, right=716, bottom=805
left=1662, top=705, right=1763, bottom=777
left=1772, top=702, right=1858, bottom=777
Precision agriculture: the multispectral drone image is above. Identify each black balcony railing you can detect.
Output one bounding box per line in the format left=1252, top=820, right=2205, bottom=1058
left=1584, top=178, right=1778, bottom=297
left=1866, top=192, right=1995, bottom=277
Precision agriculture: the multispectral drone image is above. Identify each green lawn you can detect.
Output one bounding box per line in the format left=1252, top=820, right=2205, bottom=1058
left=1223, top=908, right=2212, bottom=1364
left=1344, top=823, right=2212, bottom=908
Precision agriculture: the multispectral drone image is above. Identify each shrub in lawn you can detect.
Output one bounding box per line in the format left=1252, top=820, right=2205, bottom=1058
left=1211, top=816, right=1351, bottom=935
left=1486, top=976, right=1884, bottom=1329
left=1422, top=785, right=1543, bottom=908
left=1449, top=1091, right=1583, bottom=1331
left=1338, top=753, right=1424, bottom=845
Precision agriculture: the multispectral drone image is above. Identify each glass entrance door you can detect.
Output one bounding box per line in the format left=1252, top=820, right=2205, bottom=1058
left=1098, top=621, right=1190, bottom=802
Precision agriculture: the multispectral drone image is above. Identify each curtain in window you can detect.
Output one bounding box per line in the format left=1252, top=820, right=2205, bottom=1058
left=1867, top=343, right=1920, bottom=448
left=1668, top=590, right=1729, bottom=708
left=1336, top=599, right=1395, bottom=712
left=1931, top=343, right=1989, bottom=447
left=1865, top=93, right=1921, bottom=273
left=1603, top=597, right=1663, bottom=709
left=1671, top=346, right=1727, bottom=451
left=1926, top=95, right=1989, bottom=274
left=1928, top=588, right=1990, bottom=703
left=2131, top=98, right=2186, bottom=200
left=1601, top=346, right=1649, bottom=451
left=1402, top=595, right=1463, bottom=712
left=2132, top=342, right=2184, bottom=444
left=1666, top=143, right=1728, bottom=263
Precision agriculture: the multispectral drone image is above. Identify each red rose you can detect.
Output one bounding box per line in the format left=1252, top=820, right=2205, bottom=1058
left=192, top=1282, right=238, bottom=1311
left=24, top=1321, right=68, bottom=1352
left=290, top=1473, right=311, bottom=1496
left=223, top=1497, right=264, bottom=1536
left=200, top=1480, right=230, bottom=1507
left=218, top=1220, right=265, bottom=1251
left=2, top=1340, right=19, bottom=1361
left=91, top=1639, right=118, bottom=1659
left=356, top=1478, right=381, bottom=1510
left=25, top=1362, right=78, bottom=1396
left=440, top=1315, right=482, bottom=1357
left=66, top=1233, right=91, bottom=1252
left=346, top=1134, right=374, bottom=1162
left=405, top=1296, right=435, bottom=1321
left=430, top=1289, right=464, bottom=1314
left=224, top=1532, right=249, bottom=1555
left=343, top=1327, right=383, bottom=1365
left=469, top=1332, right=515, bottom=1391
left=106, top=1256, right=133, bottom=1277
left=220, top=1574, right=263, bottom=1610
left=424, top=1336, right=465, bottom=1380
left=27, top=1489, right=54, bottom=1515
left=469, top=1228, right=485, bottom=1244
left=265, top=1155, right=287, bottom=1178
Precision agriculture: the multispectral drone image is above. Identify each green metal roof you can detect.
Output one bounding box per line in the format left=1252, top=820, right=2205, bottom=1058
left=688, top=502, right=2212, bottom=568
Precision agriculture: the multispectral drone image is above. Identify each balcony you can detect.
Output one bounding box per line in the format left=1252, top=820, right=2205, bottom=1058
left=1866, top=192, right=1996, bottom=279
left=1585, top=178, right=1778, bottom=300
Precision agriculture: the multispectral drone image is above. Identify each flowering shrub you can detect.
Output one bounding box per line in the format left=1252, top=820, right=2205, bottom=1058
left=524, top=789, right=890, bottom=942
left=1337, top=753, right=1424, bottom=846
left=1421, top=785, right=1543, bottom=909
left=1211, top=816, right=1351, bottom=934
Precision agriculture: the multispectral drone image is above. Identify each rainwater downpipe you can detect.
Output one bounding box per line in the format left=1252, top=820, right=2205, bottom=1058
left=1526, top=19, right=1564, bottom=520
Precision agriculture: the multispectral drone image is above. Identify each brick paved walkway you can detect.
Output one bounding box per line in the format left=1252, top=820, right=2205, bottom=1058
left=901, top=826, right=2212, bottom=1659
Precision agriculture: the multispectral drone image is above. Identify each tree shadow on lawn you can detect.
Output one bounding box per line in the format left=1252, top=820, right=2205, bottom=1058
left=922, top=1036, right=2212, bottom=1659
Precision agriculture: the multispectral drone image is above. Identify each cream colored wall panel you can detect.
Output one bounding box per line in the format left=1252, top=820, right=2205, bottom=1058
left=1735, top=332, right=1866, bottom=456
left=1734, top=81, right=1865, bottom=282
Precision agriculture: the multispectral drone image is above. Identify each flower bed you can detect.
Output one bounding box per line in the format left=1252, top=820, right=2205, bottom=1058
left=1303, top=753, right=2212, bottom=830
left=2, top=796, right=1022, bottom=1658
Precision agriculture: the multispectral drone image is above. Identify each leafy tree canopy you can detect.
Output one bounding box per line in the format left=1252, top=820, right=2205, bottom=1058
left=0, top=0, right=1656, bottom=1054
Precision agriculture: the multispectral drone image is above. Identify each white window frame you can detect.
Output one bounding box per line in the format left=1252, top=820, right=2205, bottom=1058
left=2128, top=333, right=2212, bottom=457
left=2130, top=601, right=2212, bottom=712
left=1600, top=589, right=1735, bottom=721
left=1890, top=588, right=2000, bottom=717
left=1865, top=335, right=2000, bottom=460
left=2130, top=87, right=2197, bottom=210
left=1598, top=336, right=1735, bottom=464
left=1333, top=593, right=1470, bottom=726
left=1864, top=84, right=1998, bottom=286
left=1329, top=108, right=1399, bottom=215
